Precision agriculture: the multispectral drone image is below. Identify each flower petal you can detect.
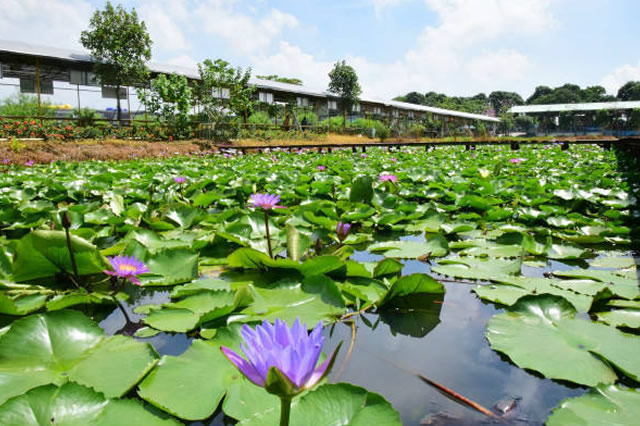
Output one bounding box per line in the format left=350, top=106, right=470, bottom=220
left=221, top=346, right=265, bottom=386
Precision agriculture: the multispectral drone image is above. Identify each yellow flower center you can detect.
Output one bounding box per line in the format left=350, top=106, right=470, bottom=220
left=118, top=264, right=137, bottom=273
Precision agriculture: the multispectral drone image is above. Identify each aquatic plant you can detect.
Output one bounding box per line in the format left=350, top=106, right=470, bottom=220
left=221, top=319, right=340, bottom=426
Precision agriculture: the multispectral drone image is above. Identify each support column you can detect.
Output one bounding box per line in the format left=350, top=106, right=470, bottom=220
left=35, top=58, right=42, bottom=116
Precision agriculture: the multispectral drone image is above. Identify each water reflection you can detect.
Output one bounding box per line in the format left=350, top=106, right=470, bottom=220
left=324, top=283, right=584, bottom=426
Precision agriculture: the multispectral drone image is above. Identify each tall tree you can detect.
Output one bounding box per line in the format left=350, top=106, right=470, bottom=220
left=196, top=59, right=255, bottom=139
left=617, top=81, right=640, bottom=101
left=488, top=91, right=524, bottom=114
left=327, top=60, right=362, bottom=133
left=80, top=1, right=152, bottom=122
left=138, top=73, right=193, bottom=138
left=256, top=75, right=303, bottom=85
left=526, top=86, right=553, bottom=104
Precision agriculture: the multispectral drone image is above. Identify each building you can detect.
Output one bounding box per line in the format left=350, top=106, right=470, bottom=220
left=509, top=101, right=640, bottom=136
left=0, top=39, right=499, bottom=134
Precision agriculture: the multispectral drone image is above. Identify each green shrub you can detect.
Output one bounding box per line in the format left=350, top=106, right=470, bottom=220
left=0, top=94, right=55, bottom=117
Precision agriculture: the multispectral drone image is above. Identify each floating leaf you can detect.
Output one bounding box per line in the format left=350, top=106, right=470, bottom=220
left=0, top=310, right=158, bottom=405
left=547, top=385, right=640, bottom=426
left=486, top=294, right=640, bottom=386
left=0, top=382, right=179, bottom=425
left=368, top=235, right=449, bottom=258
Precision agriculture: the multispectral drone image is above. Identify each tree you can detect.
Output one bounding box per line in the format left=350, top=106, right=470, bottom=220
left=138, top=73, right=193, bottom=138
left=616, top=81, right=640, bottom=101
left=488, top=91, right=524, bottom=115
left=195, top=59, right=255, bottom=140
left=327, top=60, right=362, bottom=133
left=526, top=86, right=552, bottom=104
left=403, top=91, right=426, bottom=105
left=582, top=85, right=614, bottom=103
left=256, top=75, right=303, bottom=86
left=514, top=115, right=537, bottom=134
left=80, top=1, right=152, bottom=122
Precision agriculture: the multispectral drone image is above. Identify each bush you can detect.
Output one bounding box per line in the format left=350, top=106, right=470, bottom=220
left=73, top=108, right=99, bottom=127
left=407, top=123, right=425, bottom=138
left=0, top=94, right=55, bottom=117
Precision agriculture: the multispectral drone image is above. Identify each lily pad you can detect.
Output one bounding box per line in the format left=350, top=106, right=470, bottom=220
left=138, top=331, right=241, bottom=420
left=0, top=382, right=179, bottom=425
left=368, top=235, right=449, bottom=258
left=547, top=385, right=640, bottom=426
left=486, top=294, right=640, bottom=386
left=224, top=381, right=401, bottom=425
left=432, top=257, right=522, bottom=281
left=12, top=231, right=108, bottom=282
left=0, top=310, right=158, bottom=405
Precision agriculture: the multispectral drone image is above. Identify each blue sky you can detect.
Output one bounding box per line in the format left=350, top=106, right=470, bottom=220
left=2, top=0, right=640, bottom=100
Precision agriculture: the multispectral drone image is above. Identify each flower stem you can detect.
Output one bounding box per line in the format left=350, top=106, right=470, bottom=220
left=264, top=210, right=273, bottom=258
left=279, top=397, right=292, bottom=426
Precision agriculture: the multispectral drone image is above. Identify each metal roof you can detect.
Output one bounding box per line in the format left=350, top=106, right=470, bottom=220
left=0, top=39, right=499, bottom=122
left=509, top=101, right=640, bottom=114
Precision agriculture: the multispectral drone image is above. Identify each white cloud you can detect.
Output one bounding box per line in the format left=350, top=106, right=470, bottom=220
left=600, top=60, right=640, bottom=95
left=255, top=0, right=555, bottom=97
left=252, top=42, right=333, bottom=89
left=166, top=54, right=199, bottom=70
left=371, top=0, right=410, bottom=17
left=138, top=1, right=190, bottom=53
left=195, top=0, right=298, bottom=54
left=0, top=0, right=92, bottom=49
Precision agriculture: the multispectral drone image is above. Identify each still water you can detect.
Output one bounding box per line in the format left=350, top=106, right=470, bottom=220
left=99, top=246, right=635, bottom=425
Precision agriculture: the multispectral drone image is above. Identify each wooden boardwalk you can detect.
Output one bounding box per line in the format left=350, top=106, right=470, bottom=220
left=215, top=137, right=637, bottom=155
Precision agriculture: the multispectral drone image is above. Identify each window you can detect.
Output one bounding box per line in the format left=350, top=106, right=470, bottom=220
left=101, top=86, right=127, bottom=99
left=408, top=111, right=415, bottom=119
left=296, top=96, right=309, bottom=107
left=392, top=109, right=400, bottom=118
left=259, top=92, right=274, bottom=104
left=20, top=79, right=53, bottom=95
left=327, top=100, right=337, bottom=110
left=70, top=70, right=98, bottom=86
left=372, top=106, right=382, bottom=115
left=351, top=103, right=361, bottom=113
left=212, top=87, right=230, bottom=99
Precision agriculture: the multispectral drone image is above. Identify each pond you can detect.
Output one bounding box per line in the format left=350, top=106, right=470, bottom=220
left=1, top=142, right=639, bottom=424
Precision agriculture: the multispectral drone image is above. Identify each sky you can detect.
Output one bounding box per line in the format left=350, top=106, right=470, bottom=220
left=1, top=0, right=640, bottom=101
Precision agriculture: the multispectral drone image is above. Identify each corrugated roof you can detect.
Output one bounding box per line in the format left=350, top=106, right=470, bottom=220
left=509, top=101, right=640, bottom=114
left=0, top=39, right=499, bottom=122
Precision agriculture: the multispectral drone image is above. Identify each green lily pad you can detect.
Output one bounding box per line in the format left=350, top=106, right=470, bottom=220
left=432, top=257, right=522, bottom=281
left=138, top=332, right=241, bottom=420
left=368, top=235, right=449, bottom=258
left=224, top=382, right=401, bottom=425
left=0, top=310, right=158, bottom=405
left=140, top=248, right=199, bottom=286
left=486, top=294, right=640, bottom=386
left=0, top=382, right=179, bottom=425
left=12, top=231, right=108, bottom=282
left=547, top=385, right=640, bottom=426
left=596, top=309, right=640, bottom=329
left=239, top=280, right=346, bottom=325
left=553, top=269, right=639, bottom=299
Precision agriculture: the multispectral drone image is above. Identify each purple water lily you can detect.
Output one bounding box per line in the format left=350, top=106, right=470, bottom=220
left=174, top=176, right=186, bottom=184
left=379, top=174, right=398, bottom=183
left=221, top=319, right=338, bottom=393
left=249, top=193, right=286, bottom=210
left=360, top=153, right=368, bottom=158
left=249, top=193, right=285, bottom=258
left=317, top=165, right=326, bottom=171
left=390, top=157, right=397, bottom=162
left=509, top=158, right=524, bottom=164
left=24, top=160, right=35, bottom=166
left=336, top=222, right=351, bottom=242
left=104, top=255, right=149, bottom=286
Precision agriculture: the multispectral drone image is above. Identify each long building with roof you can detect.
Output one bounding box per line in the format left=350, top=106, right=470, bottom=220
left=509, top=101, right=640, bottom=136
left=0, top=40, right=499, bottom=130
